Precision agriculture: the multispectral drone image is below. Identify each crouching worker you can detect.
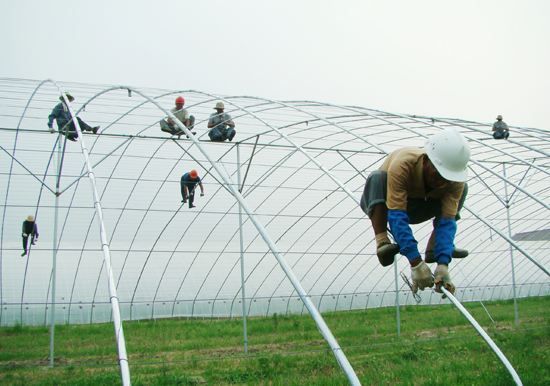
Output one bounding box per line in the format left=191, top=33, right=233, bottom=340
left=208, top=102, right=236, bottom=142
left=180, top=169, right=204, bottom=208
left=160, top=96, right=196, bottom=138
left=21, top=215, right=39, bottom=257
left=360, top=128, right=471, bottom=295
left=47, top=93, right=99, bottom=141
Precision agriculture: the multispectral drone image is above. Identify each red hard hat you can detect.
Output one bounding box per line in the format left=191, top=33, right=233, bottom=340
left=189, top=169, right=198, bottom=179
left=175, top=96, right=185, bottom=105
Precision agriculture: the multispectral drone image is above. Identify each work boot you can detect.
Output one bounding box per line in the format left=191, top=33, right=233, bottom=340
left=21, top=251, right=27, bottom=257
left=189, top=204, right=196, bottom=209
left=376, top=242, right=399, bottom=267
left=425, top=248, right=468, bottom=263
left=92, top=126, right=100, bottom=134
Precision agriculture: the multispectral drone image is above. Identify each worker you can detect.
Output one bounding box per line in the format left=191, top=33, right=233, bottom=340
left=207, top=101, right=236, bottom=142
left=21, top=215, right=39, bottom=257
left=160, top=96, right=196, bottom=137
left=180, top=169, right=204, bottom=208
left=492, top=115, right=510, bottom=139
left=47, top=93, right=99, bottom=141
left=360, top=128, right=471, bottom=295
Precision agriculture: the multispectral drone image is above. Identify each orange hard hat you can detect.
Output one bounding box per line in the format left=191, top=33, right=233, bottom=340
left=175, top=96, right=185, bottom=105
left=189, top=169, right=198, bottom=178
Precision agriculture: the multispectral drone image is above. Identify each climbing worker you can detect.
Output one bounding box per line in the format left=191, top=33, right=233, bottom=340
left=160, top=95, right=196, bottom=138
left=47, top=93, right=99, bottom=141
left=492, top=115, right=510, bottom=139
left=180, top=169, right=204, bottom=208
left=360, top=128, right=471, bottom=295
left=207, top=101, right=236, bottom=142
left=21, top=215, right=39, bottom=257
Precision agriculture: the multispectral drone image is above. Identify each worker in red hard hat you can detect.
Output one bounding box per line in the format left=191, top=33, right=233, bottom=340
left=160, top=95, right=196, bottom=138
left=180, top=169, right=204, bottom=208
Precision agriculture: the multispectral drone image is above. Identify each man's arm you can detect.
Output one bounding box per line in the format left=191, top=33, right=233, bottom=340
left=198, top=181, right=204, bottom=195
left=225, top=114, right=235, bottom=128
left=48, top=104, right=61, bottom=128
left=386, top=169, right=420, bottom=262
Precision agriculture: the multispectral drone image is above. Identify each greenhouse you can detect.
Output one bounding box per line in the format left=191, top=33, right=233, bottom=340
left=0, top=78, right=548, bottom=385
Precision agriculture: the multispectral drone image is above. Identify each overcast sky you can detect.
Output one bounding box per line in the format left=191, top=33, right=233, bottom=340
left=1, top=0, right=549, bottom=128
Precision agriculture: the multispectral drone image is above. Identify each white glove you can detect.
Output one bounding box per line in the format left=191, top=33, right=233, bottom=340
left=434, top=264, right=455, bottom=295
left=22, top=233, right=28, bottom=237
left=411, top=261, right=434, bottom=294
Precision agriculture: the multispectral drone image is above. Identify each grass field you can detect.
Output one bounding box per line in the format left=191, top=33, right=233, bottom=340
left=0, top=296, right=548, bottom=385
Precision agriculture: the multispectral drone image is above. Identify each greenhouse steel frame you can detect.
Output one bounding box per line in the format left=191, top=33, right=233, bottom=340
left=1, top=78, right=548, bottom=385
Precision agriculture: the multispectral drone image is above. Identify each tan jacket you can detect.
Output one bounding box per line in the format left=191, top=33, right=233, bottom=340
left=380, top=147, right=465, bottom=218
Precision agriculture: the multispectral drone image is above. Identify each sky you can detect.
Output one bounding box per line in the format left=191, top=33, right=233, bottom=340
left=1, top=0, right=549, bottom=129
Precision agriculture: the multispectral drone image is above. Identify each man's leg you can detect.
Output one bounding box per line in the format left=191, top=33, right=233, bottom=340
left=180, top=179, right=187, bottom=202
left=227, top=127, right=236, bottom=141
left=160, top=120, right=177, bottom=135
left=361, top=170, right=399, bottom=266
left=77, top=117, right=99, bottom=133
left=208, top=128, right=224, bottom=142
left=188, top=187, right=196, bottom=208
left=22, top=235, right=28, bottom=256
left=65, top=122, right=79, bottom=141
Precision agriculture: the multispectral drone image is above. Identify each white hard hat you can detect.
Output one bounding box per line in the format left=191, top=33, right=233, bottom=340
left=424, top=128, right=470, bottom=182
left=214, top=101, right=224, bottom=109
left=27, top=215, right=34, bottom=221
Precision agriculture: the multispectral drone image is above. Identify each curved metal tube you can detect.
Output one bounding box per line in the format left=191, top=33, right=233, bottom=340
left=441, top=286, right=523, bottom=385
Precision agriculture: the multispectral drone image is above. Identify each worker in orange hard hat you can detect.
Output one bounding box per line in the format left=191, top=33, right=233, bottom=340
left=160, top=95, right=196, bottom=138
left=180, top=169, right=204, bottom=208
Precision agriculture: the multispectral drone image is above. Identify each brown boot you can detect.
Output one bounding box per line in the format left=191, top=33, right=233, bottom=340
left=376, top=242, right=399, bottom=267
left=425, top=248, right=469, bottom=263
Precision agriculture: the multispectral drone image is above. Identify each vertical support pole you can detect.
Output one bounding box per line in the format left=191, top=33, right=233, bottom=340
left=393, top=257, right=401, bottom=337
left=49, top=134, right=61, bottom=367
left=502, top=163, right=519, bottom=326
left=236, top=144, right=249, bottom=353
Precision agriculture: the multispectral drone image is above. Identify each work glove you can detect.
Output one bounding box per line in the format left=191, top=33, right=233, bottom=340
left=49, top=127, right=55, bottom=134
left=434, top=264, right=455, bottom=296
left=22, top=233, right=28, bottom=237
left=411, top=261, right=434, bottom=294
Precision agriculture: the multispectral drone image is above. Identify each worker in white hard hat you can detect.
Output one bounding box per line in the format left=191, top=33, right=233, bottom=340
left=492, top=114, right=510, bottom=139
left=207, top=101, right=236, bottom=142
left=360, top=128, right=471, bottom=295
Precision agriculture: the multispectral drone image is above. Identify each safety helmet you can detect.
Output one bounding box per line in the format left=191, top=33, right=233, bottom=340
left=27, top=215, right=34, bottom=222
left=59, top=93, right=74, bottom=102
left=214, top=101, right=224, bottom=110
left=496, top=115, right=503, bottom=120
left=189, top=169, right=198, bottom=179
left=175, top=96, right=185, bottom=105
left=424, top=128, right=470, bottom=182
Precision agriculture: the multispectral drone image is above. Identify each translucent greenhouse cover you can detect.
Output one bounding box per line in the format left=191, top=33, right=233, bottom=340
left=1, top=78, right=549, bottom=327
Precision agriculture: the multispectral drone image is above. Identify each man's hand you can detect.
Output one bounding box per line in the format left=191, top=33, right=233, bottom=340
left=411, top=261, right=434, bottom=294
left=22, top=233, right=28, bottom=237
left=434, top=264, right=455, bottom=295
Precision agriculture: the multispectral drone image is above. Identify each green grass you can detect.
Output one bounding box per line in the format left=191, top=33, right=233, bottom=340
left=0, top=297, right=548, bottom=385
